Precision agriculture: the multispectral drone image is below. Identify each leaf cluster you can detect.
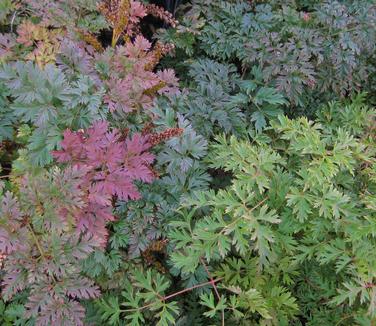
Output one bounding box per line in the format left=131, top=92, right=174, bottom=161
left=168, top=95, right=376, bottom=324
left=161, top=0, right=376, bottom=112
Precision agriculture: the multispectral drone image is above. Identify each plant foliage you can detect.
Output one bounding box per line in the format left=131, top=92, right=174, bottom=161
left=160, top=0, right=376, bottom=118
left=0, top=0, right=376, bottom=325
left=168, top=95, right=376, bottom=324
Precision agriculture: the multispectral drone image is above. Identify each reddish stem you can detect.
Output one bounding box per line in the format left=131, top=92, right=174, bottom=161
left=201, top=258, right=225, bottom=326
left=163, top=278, right=223, bottom=301
left=123, top=277, right=224, bottom=313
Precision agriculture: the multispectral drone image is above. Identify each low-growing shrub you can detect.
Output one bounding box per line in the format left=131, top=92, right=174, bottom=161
left=0, top=0, right=375, bottom=325
left=96, top=96, right=376, bottom=325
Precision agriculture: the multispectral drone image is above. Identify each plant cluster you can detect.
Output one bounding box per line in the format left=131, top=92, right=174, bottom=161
left=0, top=0, right=375, bottom=325
left=169, top=96, right=376, bottom=324
left=160, top=0, right=376, bottom=120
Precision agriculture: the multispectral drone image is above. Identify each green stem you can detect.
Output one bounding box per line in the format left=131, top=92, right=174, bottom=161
left=27, top=223, right=58, bottom=283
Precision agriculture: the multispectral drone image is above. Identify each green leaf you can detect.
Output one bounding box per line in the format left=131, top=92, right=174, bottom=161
left=251, top=111, right=267, bottom=133
left=98, top=296, right=121, bottom=325
left=286, top=187, right=312, bottom=222
left=200, top=292, right=227, bottom=318
left=253, top=87, right=287, bottom=106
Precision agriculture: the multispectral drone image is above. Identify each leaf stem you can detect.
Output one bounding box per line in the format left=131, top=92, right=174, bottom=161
left=201, top=258, right=225, bottom=326
left=219, top=197, right=269, bottom=235
left=27, top=223, right=58, bottom=283
left=27, top=224, right=46, bottom=259
left=122, top=278, right=224, bottom=313
left=163, top=277, right=223, bottom=301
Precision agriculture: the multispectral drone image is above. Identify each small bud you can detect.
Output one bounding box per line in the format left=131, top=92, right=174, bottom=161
left=302, top=12, right=310, bottom=22
left=307, top=78, right=316, bottom=89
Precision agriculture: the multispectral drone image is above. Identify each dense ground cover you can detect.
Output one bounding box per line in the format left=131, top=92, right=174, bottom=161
left=0, top=0, right=375, bottom=325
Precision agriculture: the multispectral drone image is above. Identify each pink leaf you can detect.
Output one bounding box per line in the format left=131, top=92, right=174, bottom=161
left=54, top=122, right=156, bottom=242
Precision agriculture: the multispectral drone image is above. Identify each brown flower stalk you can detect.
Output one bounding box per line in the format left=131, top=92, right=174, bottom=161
left=145, top=3, right=177, bottom=28
left=98, top=0, right=131, bottom=47
left=144, top=42, right=175, bottom=71
left=148, top=128, right=184, bottom=146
